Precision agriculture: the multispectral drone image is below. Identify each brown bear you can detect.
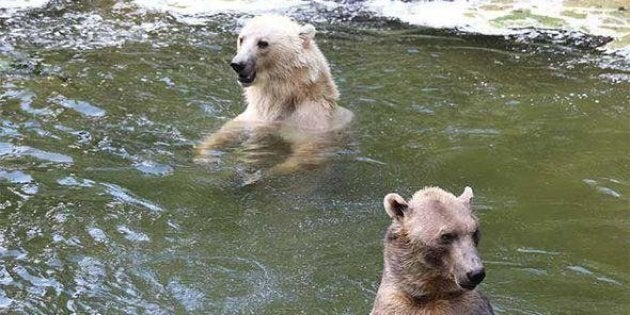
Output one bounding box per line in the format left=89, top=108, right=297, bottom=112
left=371, top=186, right=494, bottom=315
left=195, top=15, right=353, bottom=178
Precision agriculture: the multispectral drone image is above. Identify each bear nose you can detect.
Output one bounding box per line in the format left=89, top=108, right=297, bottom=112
left=230, top=62, right=245, bottom=73
left=466, top=268, right=486, bottom=286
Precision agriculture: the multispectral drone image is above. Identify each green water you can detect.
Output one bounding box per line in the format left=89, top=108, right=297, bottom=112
left=0, top=3, right=629, bottom=315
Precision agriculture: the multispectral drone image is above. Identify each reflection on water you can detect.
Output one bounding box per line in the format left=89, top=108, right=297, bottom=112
left=0, top=1, right=629, bottom=314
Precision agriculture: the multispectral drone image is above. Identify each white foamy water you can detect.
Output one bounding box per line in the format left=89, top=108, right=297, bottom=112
left=128, top=0, right=629, bottom=45
left=132, top=0, right=308, bottom=15
left=130, top=0, right=340, bottom=25
left=364, top=0, right=629, bottom=54
left=367, top=0, right=479, bottom=30
left=0, top=0, right=47, bottom=19
left=0, top=0, right=48, bottom=10
left=365, top=0, right=625, bottom=34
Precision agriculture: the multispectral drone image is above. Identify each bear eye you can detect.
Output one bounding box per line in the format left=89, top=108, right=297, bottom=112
left=440, top=233, right=456, bottom=244
left=472, top=229, right=480, bottom=245
left=257, top=40, right=269, bottom=49
left=238, top=37, right=244, bottom=45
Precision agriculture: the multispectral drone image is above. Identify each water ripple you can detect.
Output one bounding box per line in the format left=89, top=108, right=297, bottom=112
left=0, top=142, right=73, bottom=164
left=583, top=178, right=623, bottom=199
left=57, top=175, right=95, bottom=187
left=133, top=160, right=174, bottom=177
left=102, top=183, right=163, bottom=212
left=0, top=169, right=32, bottom=183
left=12, top=265, right=64, bottom=296
left=1, top=89, right=54, bottom=116
left=50, top=95, right=106, bottom=117
left=116, top=225, right=150, bottom=242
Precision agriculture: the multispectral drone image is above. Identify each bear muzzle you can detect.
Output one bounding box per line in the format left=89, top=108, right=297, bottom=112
left=457, top=267, right=486, bottom=290
left=230, top=59, right=256, bottom=87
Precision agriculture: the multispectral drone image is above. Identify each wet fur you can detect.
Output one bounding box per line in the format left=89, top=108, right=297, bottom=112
left=371, top=187, right=494, bottom=315
left=196, top=16, right=352, bottom=176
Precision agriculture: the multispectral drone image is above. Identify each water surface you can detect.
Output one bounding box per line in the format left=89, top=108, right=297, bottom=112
left=0, top=1, right=628, bottom=314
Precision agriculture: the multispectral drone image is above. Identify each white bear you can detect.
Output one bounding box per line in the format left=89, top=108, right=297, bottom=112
left=196, top=16, right=353, bottom=177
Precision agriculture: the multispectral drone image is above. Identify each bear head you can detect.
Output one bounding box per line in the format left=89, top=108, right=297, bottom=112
left=382, top=186, right=486, bottom=294
left=230, top=15, right=320, bottom=87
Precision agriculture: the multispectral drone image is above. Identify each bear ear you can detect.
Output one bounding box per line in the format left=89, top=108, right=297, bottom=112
left=384, top=193, right=408, bottom=220
left=299, top=24, right=316, bottom=47
left=458, top=186, right=474, bottom=208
